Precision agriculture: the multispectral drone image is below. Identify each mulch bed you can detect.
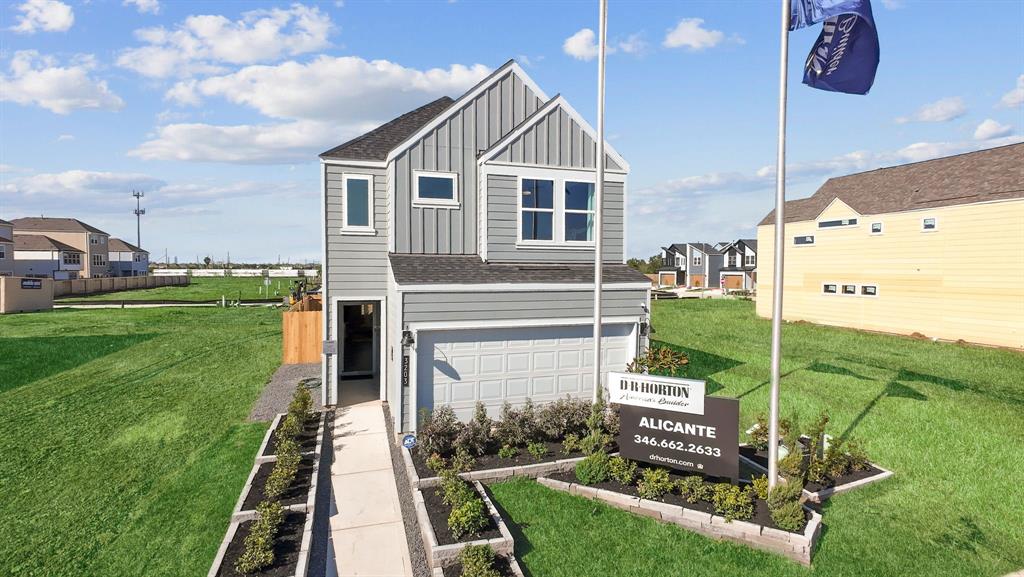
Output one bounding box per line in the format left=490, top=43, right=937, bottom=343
left=441, top=556, right=517, bottom=577
left=410, top=439, right=614, bottom=479
left=422, top=484, right=502, bottom=546
left=216, top=511, right=306, bottom=577
left=738, top=446, right=885, bottom=491
left=550, top=464, right=809, bottom=534
left=263, top=417, right=320, bottom=457
left=241, top=455, right=316, bottom=511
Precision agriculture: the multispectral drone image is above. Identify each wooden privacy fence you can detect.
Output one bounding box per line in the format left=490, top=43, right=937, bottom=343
left=283, top=295, right=322, bottom=364
left=54, top=275, right=188, bottom=297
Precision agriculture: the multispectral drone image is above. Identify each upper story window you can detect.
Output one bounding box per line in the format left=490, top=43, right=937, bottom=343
left=413, top=170, right=459, bottom=207
left=744, top=254, right=756, bottom=266
left=794, top=235, right=815, bottom=245
left=818, top=218, right=858, bottom=228
left=520, top=178, right=554, bottom=242
left=0, top=247, right=5, bottom=259
left=693, top=254, right=702, bottom=267
left=64, top=252, right=81, bottom=265
left=90, top=236, right=101, bottom=245
left=823, top=283, right=837, bottom=294
left=842, top=284, right=856, bottom=295
left=342, top=174, right=374, bottom=234
left=871, top=222, right=883, bottom=234
left=675, top=254, right=683, bottom=267
left=564, top=181, right=594, bottom=242
left=91, top=254, right=106, bottom=266
left=133, top=253, right=145, bottom=263
left=728, top=253, right=737, bottom=267
left=922, top=217, right=937, bottom=231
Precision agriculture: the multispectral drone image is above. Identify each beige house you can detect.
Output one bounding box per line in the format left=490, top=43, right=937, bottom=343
left=11, top=217, right=110, bottom=278
left=0, top=219, right=13, bottom=276
left=756, top=143, right=1023, bottom=349
left=13, top=235, right=85, bottom=279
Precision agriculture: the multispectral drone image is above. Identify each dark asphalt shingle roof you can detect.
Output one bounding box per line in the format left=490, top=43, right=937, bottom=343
left=759, top=143, right=1024, bottom=225
left=109, top=238, right=147, bottom=253
left=14, top=234, right=83, bottom=252
left=319, top=97, right=455, bottom=161
left=11, top=217, right=108, bottom=235
left=0, top=218, right=12, bottom=226
left=389, top=254, right=649, bottom=285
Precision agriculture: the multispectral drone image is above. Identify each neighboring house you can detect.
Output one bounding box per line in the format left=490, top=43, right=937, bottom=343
left=318, top=59, right=649, bottom=432
left=660, top=242, right=723, bottom=289
left=108, top=238, right=149, bottom=277
left=718, top=239, right=757, bottom=291
left=656, top=244, right=687, bottom=287
left=10, top=217, right=110, bottom=277
left=13, top=235, right=85, bottom=279
left=0, top=219, right=13, bottom=276
left=756, top=143, right=1024, bottom=349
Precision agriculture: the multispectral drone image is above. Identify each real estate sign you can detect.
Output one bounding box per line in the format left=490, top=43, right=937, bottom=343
left=610, top=372, right=739, bottom=480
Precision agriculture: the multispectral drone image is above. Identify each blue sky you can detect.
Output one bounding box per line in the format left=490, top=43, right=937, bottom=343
left=1, top=0, right=1021, bottom=263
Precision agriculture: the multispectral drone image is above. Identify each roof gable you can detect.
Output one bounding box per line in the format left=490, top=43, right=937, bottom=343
left=319, top=96, right=455, bottom=162
left=11, top=217, right=108, bottom=235
left=14, top=234, right=83, bottom=252
left=109, top=238, right=147, bottom=253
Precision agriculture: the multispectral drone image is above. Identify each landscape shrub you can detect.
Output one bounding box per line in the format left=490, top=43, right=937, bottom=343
left=637, top=467, right=674, bottom=501
left=497, top=444, right=517, bottom=459
left=426, top=453, right=446, bottom=474
left=527, top=442, right=547, bottom=460
left=604, top=405, right=621, bottom=437
left=626, top=346, right=690, bottom=376
left=451, top=447, right=476, bottom=473
left=440, top=470, right=475, bottom=508
left=495, top=400, right=540, bottom=447
left=574, top=452, right=610, bottom=485
left=805, top=411, right=831, bottom=482
left=748, top=413, right=793, bottom=451
left=752, top=475, right=770, bottom=501
left=770, top=499, right=806, bottom=532
left=235, top=500, right=283, bottom=574
left=561, top=433, right=580, bottom=455
left=471, top=401, right=493, bottom=446
left=711, top=483, right=755, bottom=521
left=676, top=475, right=712, bottom=504
left=607, top=456, right=637, bottom=486
left=419, top=406, right=462, bottom=457
left=459, top=544, right=499, bottom=577
left=455, top=419, right=488, bottom=457
left=536, top=396, right=590, bottom=440
left=276, top=413, right=301, bottom=442
left=766, top=478, right=803, bottom=511
left=287, top=386, right=313, bottom=424
left=448, top=497, right=488, bottom=539
left=264, top=438, right=300, bottom=499
left=578, top=431, right=612, bottom=456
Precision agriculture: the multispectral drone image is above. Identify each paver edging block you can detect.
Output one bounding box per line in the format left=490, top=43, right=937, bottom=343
left=206, top=521, right=240, bottom=577
left=429, top=555, right=526, bottom=577
left=738, top=448, right=894, bottom=504
left=255, top=413, right=285, bottom=464
left=536, top=476, right=822, bottom=566
left=414, top=481, right=515, bottom=568
left=231, top=413, right=327, bottom=522
left=405, top=451, right=590, bottom=490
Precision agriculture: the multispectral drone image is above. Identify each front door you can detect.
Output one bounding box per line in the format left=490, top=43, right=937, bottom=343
left=339, top=302, right=378, bottom=377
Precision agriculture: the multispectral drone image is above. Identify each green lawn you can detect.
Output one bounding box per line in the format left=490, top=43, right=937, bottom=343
left=492, top=299, right=1024, bottom=577
left=0, top=307, right=282, bottom=576
left=57, top=275, right=307, bottom=302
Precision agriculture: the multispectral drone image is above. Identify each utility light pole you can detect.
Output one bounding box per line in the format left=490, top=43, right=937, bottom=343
left=132, top=190, right=146, bottom=248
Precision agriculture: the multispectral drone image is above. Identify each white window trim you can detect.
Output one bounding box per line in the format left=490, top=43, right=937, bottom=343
left=921, top=217, right=938, bottom=232
left=341, top=173, right=376, bottom=235
left=822, top=282, right=839, bottom=295
left=794, top=235, right=816, bottom=246
left=412, top=170, right=460, bottom=208
left=870, top=222, right=884, bottom=235
left=817, top=218, right=859, bottom=229
left=840, top=283, right=857, bottom=296
left=860, top=285, right=879, bottom=297
left=744, top=255, right=756, bottom=266
left=515, top=171, right=597, bottom=248
left=693, top=255, right=702, bottom=267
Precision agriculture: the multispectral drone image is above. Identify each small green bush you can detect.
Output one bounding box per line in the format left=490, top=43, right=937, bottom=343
left=770, top=499, right=806, bottom=532
left=637, top=467, right=673, bottom=501
left=527, top=442, right=547, bottom=460
left=766, top=478, right=804, bottom=510
left=604, top=405, right=621, bottom=437
left=287, top=386, right=313, bottom=423
left=418, top=405, right=463, bottom=457
left=607, top=456, right=637, bottom=486
left=497, top=444, right=517, bottom=459
left=451, top=447, right=476, bottom=473
left=264, top=438, right=300, bottom=499
left=495, top=400, right=540, bottom=447
left=276, top=413, right=301, bottom=442
left=845, top=438, right=871, bottom=471
left=456, top=418, right=489, bottom=457
left=561, top=433, right=581, bottom=455
left=234, top=500, right=283, bottom=574
left=579, top=432, right=612, bottom=456
left=748, top=413, right=793, bottom=451
left=426, top=453, right=446, bottom=473
left=459, top=544, right=499, bottom=577
left=574, top=452, right=610, bottom=485
left=448, top=497, right=488, bottom=539
left=440, top=470, right=475, bottom=508
left=752, top=475, right=770, bottom=501
left=675, top=475, right=711, bottom=504
left=711, top=483, right=755, bottom=521
left=536, top=396, right=590, bottom=440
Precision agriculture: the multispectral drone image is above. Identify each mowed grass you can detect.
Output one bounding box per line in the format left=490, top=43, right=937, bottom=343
left=0, top=307, right=282, bottom=576
left=491, top=299, right=1024, bottom=577
left=57, top=275, right=304, bottom=302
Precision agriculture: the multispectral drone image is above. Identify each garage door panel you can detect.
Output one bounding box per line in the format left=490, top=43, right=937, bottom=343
left=532, top=375, right=554, bottom=395
left=479, top=380, right=503, bottom=400
left=448, top=355, right=477, bottom=377
left=507, top=352, right=530, bottom=372
left=533, top=351, right=555, bottom=370
left=507, top=378, right=529, bottom=397
left=479, top=354, right=504, bottom=374
left=558, top=374, right=580, bottom=393
left=451, top=382, right=477, bottom=402
left=558, top=350, right=580, bottom=369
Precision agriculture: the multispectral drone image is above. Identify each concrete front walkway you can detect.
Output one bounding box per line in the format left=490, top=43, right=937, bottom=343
left=327, top=401, right=414, bottom=577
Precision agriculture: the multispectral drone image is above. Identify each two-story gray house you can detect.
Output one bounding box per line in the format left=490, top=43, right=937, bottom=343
left=718, top=239, right=757, bottom=291
left=658, top=242, right=724, bottom=289
left=318, top=60, right=650, bottom=432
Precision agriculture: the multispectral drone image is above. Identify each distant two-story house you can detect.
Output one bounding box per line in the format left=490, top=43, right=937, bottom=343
left=108, top=238, right=149, bottom=277
left=11, top=217, right=110, bottom=278
left=318, top=59, right=649, bottom=432
left=13, top=235, right=85, bottom=279
left=756, top=143, right=1023, bottom=349
left=657, top=242, right=724, bottom=289
left=0, top=220, right=13, bottom=276
left=718, top=239, right=757, bottom=291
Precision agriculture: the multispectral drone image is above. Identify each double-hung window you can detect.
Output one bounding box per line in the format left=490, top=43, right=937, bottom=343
left=413, top=170, right=459, bottom=207
left=563, top=181, right=595, bottom=242
left=693, top=255, right=702, bottom=267
left=521, top=178, right=554, bottom=242
left=342, top=174, right=374, bottom=234
left=744, top=254, right=756, bottom=266
left=728, top=253, right=737, bottom=267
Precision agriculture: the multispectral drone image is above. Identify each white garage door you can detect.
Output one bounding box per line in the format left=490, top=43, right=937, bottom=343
left=416, top=323, right=635, bottom=420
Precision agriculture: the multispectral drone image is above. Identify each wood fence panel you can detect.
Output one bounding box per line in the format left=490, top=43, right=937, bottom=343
left=283, top=310, right=322, bottom=364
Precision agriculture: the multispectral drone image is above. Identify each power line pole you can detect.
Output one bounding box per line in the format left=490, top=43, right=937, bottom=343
left=132, top=190, right=146, bottom=248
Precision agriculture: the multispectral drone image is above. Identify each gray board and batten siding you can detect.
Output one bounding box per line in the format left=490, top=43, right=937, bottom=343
left=325, top=164, right=389, bottom=296
left=487, top=102, right=624, bottom=172
left=402, top=288, right=648, bottom=324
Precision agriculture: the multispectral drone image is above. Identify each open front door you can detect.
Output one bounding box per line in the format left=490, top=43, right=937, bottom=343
left=336, top=300, right=382, bottom=406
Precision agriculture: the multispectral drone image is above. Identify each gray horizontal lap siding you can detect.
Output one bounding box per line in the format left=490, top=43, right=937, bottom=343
left=491, top=105, right=623, bottom=171
left=402, top=288, right=646, bottom=324
left=394, top=70, right=544, bottom=255
left=486, top=174, right=624, bottom=263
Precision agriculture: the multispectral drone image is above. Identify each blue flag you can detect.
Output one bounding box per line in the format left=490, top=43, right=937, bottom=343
left=791, top=0, right=880, bottom=95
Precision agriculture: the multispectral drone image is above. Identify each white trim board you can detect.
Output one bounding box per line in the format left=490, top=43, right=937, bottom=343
left=329, top=295, right=388, bottom=405
left=320, top=158, right=387, bottom=168
left=396, top=282, right=651, bottom=293
left=319, top=163, right=329, bottom=407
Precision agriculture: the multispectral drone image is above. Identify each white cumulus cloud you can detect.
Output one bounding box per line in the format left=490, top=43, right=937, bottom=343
left=117, top=3, right=333, bottom=78
left=0, top=51, right=125, bottom=114
left=973, top=119, right=1013, bottom=140
left=124, top=0, right=161, bottom=15
left=563, top=28, right=600, bottom=61
left=663, top=18, right=726, bottom=51
left=10, top=0, right=73, bottom=34
left=999, top=74, right=1024, bottom=108
left=895, top=96, right=967, bottom=124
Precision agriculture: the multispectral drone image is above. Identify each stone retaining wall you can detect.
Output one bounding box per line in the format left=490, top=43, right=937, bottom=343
left=413, top=481, right=515, bottom=568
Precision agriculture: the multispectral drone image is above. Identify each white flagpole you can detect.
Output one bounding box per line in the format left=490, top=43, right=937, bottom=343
left=593, top=0, right=607, bottom=404
left=768, top=0, right=790, bottom=490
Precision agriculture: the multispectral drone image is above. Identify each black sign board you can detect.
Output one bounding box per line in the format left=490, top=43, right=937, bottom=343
left=401, top=355, right=410, bottom=388
left=618, top=397, right=740, bottom=480
left=21, top=279, right=43, bottom=290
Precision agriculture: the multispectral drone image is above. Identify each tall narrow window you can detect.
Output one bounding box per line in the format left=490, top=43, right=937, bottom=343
left=564, top=181, right=595, bottom=242
left=342, top=175, right=373, bottom=233
left=728, top=253, right=737, bottom=267
left=521, top=179, right=554, bottom=241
